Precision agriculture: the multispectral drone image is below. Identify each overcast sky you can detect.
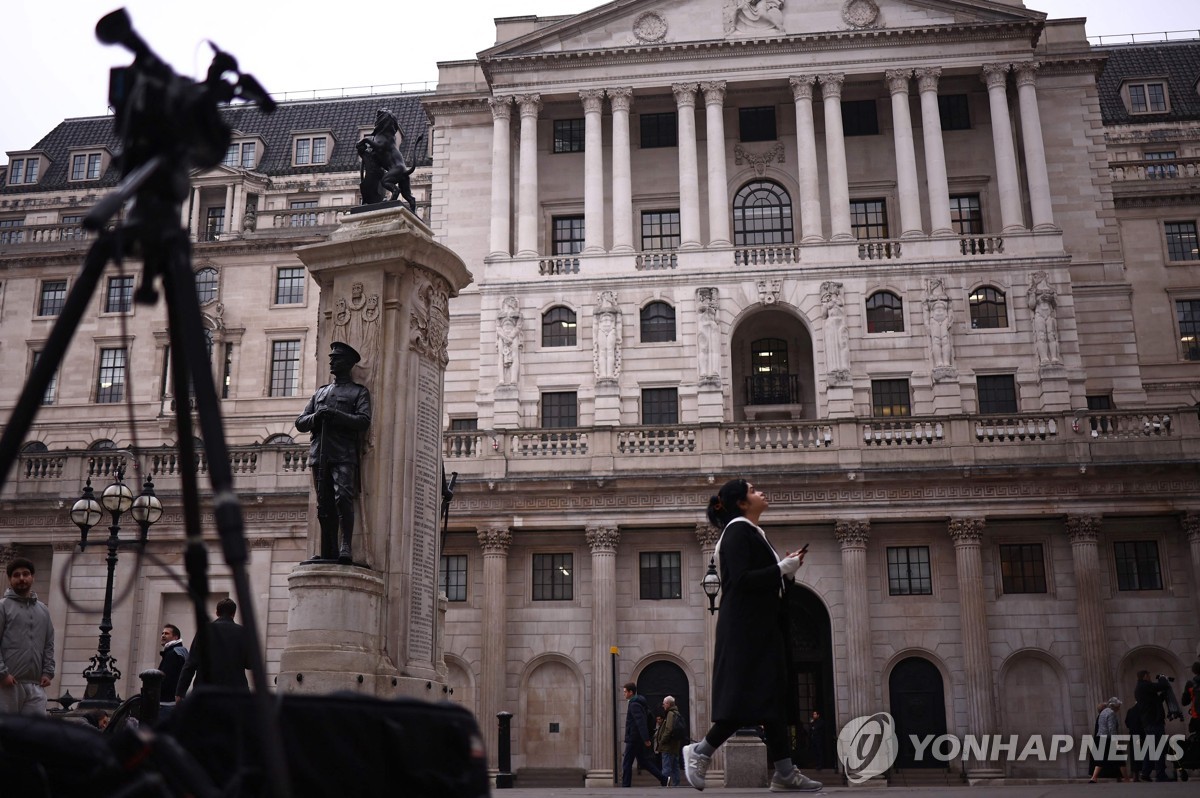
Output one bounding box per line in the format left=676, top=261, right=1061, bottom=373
left=1, top=1, right=1195, bottom=160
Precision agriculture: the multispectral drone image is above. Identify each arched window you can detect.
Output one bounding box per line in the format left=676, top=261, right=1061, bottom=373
left=969, top=286, right=1008, bottom=329
left=88, top=439, right=116, bottom=450
left=264, top=433, right=295, bottom=445
left=542, top=306, right=577, bottom=347
left=640, top=301, right=676, bottom=343
left=733, top=181, right=794, bottom=246
left=195, top=266, right=219, bottom=305
left=866, top=291, right=904, bottom=333
left=21, top=441, right=48, bottom=453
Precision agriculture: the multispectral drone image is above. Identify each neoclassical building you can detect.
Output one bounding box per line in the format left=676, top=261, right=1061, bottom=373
left=3, top=0, right=1200, bottom=786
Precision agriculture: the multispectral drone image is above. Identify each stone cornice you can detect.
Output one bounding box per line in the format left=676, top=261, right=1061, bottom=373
left=421, top=96, right=491, bottom=117
left=1113, top=192, right=1200, bottom=210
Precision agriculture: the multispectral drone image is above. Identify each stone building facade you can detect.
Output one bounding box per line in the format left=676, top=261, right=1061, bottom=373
left=2, top=0, right=1199, bottom=786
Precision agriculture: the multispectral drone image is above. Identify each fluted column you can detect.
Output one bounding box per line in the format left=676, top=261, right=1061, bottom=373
left=789, top=76, right=824, bottom=242
left=701, top=81, right=731, bottom=247
left=478, top=525, right=513, bottom=770
left=230, top=184, right=244, bottom=234
left=836, top=520, right=874, bottom=721
left=915, top=68, right=954, bottom=236
left=581, top=89, right=607, bottom=253
left=188, top=186, right=202, bottom=239
left=587, top=524, right=620, bottom=781
left=222, top=184, right=234, bottom=235
left=885, top=69, right=923, bottom=238
left=1184, top=513, right=1200, bottom=633
left=1013, top=62, right=1056, bottom=231
left=488, top=96, right=515, bottom=257
left=1067, top=516, right=1114, bottom=702
left=981, top=64, right=1024, bottom=233
left=516, top=93, right=542, bottom=256
left=695, top=522, right=722, bottom=769
left=609, top=88, right=635, bottom=253
left=948, top=517, right=1001, bottom=778
left=819, top=74, right=853, bottom=241
left=673, top=83, right=702, bottom=249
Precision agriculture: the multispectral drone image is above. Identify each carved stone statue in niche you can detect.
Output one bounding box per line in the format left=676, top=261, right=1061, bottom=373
left=496, top=296, right=523, bottom=386
left=697, top=287, right=721, bottom=385
left=1026, top=271, right=1062, bottom=365
left=724, top=0, right=785, bottom=35
left=820, top=281, right=851, bottom=384
left=593, top=291, right=622, bottom=383
left=924, top=278, right=956, bottom=379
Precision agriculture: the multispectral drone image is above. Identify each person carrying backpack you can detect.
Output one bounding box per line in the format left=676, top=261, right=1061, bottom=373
left=655, top=695, right=687, bottom=786
left=622, top=682, right=666, bottom=787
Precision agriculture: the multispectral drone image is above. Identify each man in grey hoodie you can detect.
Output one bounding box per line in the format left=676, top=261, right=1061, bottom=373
left=0, top=557, right=55, bottom=714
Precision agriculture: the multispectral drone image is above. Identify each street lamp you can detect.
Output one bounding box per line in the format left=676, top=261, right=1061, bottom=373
left=70, top=468, right=161, bottom=707
left=702, top=557, right=721, bottom=614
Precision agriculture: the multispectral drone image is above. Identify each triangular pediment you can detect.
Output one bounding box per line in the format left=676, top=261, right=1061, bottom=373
left=481, top=0, right=1044, bottom=59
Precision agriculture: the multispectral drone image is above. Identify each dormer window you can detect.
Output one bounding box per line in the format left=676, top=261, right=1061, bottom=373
left=1124, top=80, right=1169, bottom=114
left=293, top=134, right=330, bottom=166
left=69, top=152, right=105, bottom=181
left=7, top=156, right=40, bottom=185
left=223, top=140, right=258, bottom=169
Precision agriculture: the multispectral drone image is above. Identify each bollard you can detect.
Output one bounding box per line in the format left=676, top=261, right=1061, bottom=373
left=138, top=668, right=164, bottom=726
left=496, top=710, right=514, bottom=788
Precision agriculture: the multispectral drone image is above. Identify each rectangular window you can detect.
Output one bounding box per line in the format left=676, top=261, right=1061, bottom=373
left=842, top=99, right=880, bottom=136
left=439, top=554, right=467, bottom=602
left=223, top=143, right=239, bottom=167
left=641, top=387, right=679, bottom=425
left=871, top=379, right=911, bottom=417
left=9, top=159, right=23, bottom=184
left=999, top=543, right=1047, bottom=594
left=61, top=214, right=83, bottom=241
left=0, top=218, right=24, bottom=245
left=639, top=552, right=682, bottom=600
left=290, top=199, right=318, bottom=228
left=206, top=207, right=225, bottom=236
left=1177, top=300, right=1200, bottom=361
left=269, top=340, right=301, bottom=397
left=1114, top=541, right=1163, bottom=591
left=552, top=215, right=585, bottom=256
left=25, top=159, right=39, bottom=183
left=553, top=119, right=585, bottom=153
left=950, top=195, right=983, bottom=235
left=938, top=94, right=971, bottom=130
left=532, top=553, right=573, bottom=601
left=275, top=267, right=306, bottom=305
left=541, top=391, right=578, bottom=428
left=38, top=280, right=67, bottom=317
left=294, top=136, right=328, bottom=166
left=105, top=275, right=134, bottom=313
left=640, top=112, right=677, bottom=148
left=739, top=106, right=777, bottom=142
left=222, top=343, right=233, bottom=399
left=977, top=374, right=1018, bottom=414
left=1128, top=81, right=1167, bottom=113
left=87, top=154, right=102, bottom=180
left=96, top=347, right=127, bottom=404
left=33, top=351, right=57, bottom=406
left=241, top=142, right=256, bottom=168
left=887, top=546, right=932, bottom=595
left=1145, top=150, right=1178, bottom=179
left=71, top=154, right=87, bottom=180
left=850, top=199, right=889, bottom=240
left=70, top=153, right=103, bottom=180
left=1165, top=221, right=1199, bottom=261
left=641, top=210, right=681, bottom=251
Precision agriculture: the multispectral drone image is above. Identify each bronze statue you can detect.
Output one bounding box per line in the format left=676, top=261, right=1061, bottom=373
left=356, top=108, right=424, bottom=212
left=295, top=342, right=372, bottom=564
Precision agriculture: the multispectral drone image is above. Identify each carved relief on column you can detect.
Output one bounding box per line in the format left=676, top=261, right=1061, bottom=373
left=820, top=281, right=851, bottom=385
left=695, top=521, right=721, bottom=550
left=586, top=524, right=620, bottom=553
left=1026, top=271, right=1062, bottom=368
left=409, top=275, right=452, bottom=367
left=672, top=83, right=699, bottom=108
left=477, top=525, right=513, bottom=554
left=925, top=277, right=956, bottom=380
left=697, top=287, right=721, bottom=387
left=488, top=95, right=514, bottom=121
left=885, top=68, right=913, bottom=95
left=593, top=290, right=622, bottom=384
left=334, top=281, right=382, bottom=391
left=948, top=517, right=985, bottom=545
left=835, top=519, right=870, bottom=549
left=1066, top=515, right=1102, bottom=544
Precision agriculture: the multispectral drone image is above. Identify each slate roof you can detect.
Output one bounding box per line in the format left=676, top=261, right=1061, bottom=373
left=1, top=92, right=431, bottom=197
left=1096, top=40, right=1200, bottom=126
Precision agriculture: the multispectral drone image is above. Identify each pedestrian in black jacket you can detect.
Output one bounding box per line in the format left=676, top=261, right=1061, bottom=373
left=176, top=598, right=253, bottom=700
left=622, top=682, right=666, bottom=787
left=157, top=623, right=188, bottom=702
left=1133, top=670, right=1170, bottom=781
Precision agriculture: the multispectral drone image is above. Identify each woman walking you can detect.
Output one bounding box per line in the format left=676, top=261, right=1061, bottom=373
left=683, top=479, right=822, bottom=793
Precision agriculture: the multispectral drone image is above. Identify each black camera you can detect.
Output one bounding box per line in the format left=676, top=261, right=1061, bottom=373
left=1157, top=673, right=1175, bottom=683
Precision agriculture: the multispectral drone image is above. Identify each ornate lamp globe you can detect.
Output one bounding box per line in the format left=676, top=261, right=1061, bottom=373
left=70, top=479, right=104, bottom=549
left=101, top=473, right=134, bottom=515
left=702, top=557, right=721, bottom=614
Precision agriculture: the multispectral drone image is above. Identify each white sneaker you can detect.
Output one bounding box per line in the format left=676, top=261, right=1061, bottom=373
left=769, top=767, right=823, bottom=792
left=682, top=743, right=710, bottom=791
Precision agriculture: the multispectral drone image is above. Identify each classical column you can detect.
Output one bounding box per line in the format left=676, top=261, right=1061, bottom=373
left=515, top=94, right=542, bottom=256
left=885, top=69, right=923, bottom=238
left=915, top=67, right=954, bottom=236
left=609, top=88, right=635, bottom=253
left=478, top=525, right=513, bottom=770
left=948, top=517, right=1002, bottom=778
left=695, top=522, right=722, bottom=769
left=981, top=64, right=1024, bottom=233
left=230, top=183, right=244, bottom=235
left=1013, top=62, right=1056, bottom=231
left=819, top=74, right=853, bottom=241
left=1184, top=513, right=1200, bottom=634
left=488, top=96, right=515, bottom=257
left=673, top=83, right=702, bottom=249
left=1067, top=515, right=1114, bottom=702
left=222, top=184, right=234, bottom=236
left=836, top=520, right=874, bottom=721
left=701, top=81, right=731, bottom=247
left=581, top=89, right=607, bottom=253
left=586, top=523, right=620, bottom=784
left=188, top=186, right=201, bottom=240
left=789, top=76, right=824, bottom=242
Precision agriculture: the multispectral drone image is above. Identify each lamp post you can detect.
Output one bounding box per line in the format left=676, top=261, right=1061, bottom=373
left=70, top=468, right=162, bottom=707
left=702, top=557, right=721, bottom=614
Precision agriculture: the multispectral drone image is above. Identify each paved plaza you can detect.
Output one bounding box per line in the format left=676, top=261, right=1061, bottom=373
left=494, top=784, right=1189, bottom=797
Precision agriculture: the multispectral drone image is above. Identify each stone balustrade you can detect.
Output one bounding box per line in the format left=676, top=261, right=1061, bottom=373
left=1109, top=158, right=1199, bottom=181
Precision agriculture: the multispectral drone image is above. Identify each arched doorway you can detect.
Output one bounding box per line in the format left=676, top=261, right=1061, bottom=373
left=637, top=660, right=690, bottom=731
left=785, top=586, right=835, bottom=769
left=730, top=308, right=816, bottom=421
left=889, top=656, right=948, bottom=770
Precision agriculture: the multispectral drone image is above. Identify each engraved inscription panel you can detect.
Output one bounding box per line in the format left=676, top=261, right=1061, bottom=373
left=407, top=357, right=441, bottom=663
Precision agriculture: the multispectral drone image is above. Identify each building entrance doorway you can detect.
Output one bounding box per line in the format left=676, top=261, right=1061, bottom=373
left=888, top=656, right=948, bottom=770
left=637, top=660, right=691, bottom=729
left=784, top=586, right=835, bottom=770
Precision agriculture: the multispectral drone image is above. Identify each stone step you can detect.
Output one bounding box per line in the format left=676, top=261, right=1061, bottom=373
left=514, top=768, right=587, bottom=788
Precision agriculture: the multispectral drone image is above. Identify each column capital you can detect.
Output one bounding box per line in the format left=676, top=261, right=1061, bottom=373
left=516, top=93, right=542, bottom=117
left=488, top=96, right=514, bottom=120
left=695, top=522, right=721, bottom=548
left=914, top=67, right=942, bottom=93
left=672, top=83, right=698, bottom=108
left=586, top=523, right=620, bottom=553
left=1183, top=512, right=1200, bottom=542
left=948, top=517, right=986, bottom=545
left=835, top=519, right=871, bottom=548
left=981, top=63, right=1011, bottom=89
left=789, top=75, right=817, bottom=101
left=1066, top=515, right=1102, bottom=544
left=1013, top=61, right=1041, bottom=87
left=700, top=81, right=727, bottom=105
left=580, top=88, right=606, bottom=114
left=477, top=526, right=513, bottom=554
left=818, top=73, right=845, bottom=98
left=885, top=68, right=913, bottom=95
left=608, top=86, right=634, bottom=113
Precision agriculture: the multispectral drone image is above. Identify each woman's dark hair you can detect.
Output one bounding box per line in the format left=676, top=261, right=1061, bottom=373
left=706, top=478, right=749, bottom=527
